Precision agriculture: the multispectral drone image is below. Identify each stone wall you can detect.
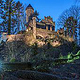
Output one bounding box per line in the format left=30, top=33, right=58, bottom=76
left=7, top=34, right=25, bottom=42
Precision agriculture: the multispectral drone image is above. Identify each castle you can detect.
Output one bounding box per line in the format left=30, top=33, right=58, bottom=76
left=25, top=4, right=55, bottom=39
left=0, top=4, right=73, bottom=45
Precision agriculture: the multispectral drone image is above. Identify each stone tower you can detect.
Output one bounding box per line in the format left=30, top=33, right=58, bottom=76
left=26, top=4, right=34, bottom=22
left=32, top=17, right=36, bottom=39
left=26, top=4, right=36, bottom=39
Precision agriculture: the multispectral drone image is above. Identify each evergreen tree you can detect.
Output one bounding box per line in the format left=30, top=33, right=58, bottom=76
left=1, top=0, right=17, bottom=34
left=15, top=1, right=24, bottom=32
left=0, top=0, right=25, bottom=34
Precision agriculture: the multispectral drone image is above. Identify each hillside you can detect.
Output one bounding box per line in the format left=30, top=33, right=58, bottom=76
left=0, top=29, right=80, bottom=80
left=0, top=29, right=79, bottom=62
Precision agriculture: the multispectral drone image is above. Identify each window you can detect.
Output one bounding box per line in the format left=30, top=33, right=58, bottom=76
left=48, top=25, right=50, bottom=30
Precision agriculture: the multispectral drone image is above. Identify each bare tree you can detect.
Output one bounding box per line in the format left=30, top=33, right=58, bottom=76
left=57, top=5, right=80, bottom=45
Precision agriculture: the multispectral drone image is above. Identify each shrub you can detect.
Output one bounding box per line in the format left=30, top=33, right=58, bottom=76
left=67, top=52, right=74, bottom=59
left=59, top=53, right=63, bottom=59
left=9, top=58, right=16, bottom=63
left=76, top=50, right=80, bottom=56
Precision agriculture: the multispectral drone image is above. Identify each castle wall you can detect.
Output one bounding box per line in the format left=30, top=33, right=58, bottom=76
left=7, top=34, right=25, bottom=42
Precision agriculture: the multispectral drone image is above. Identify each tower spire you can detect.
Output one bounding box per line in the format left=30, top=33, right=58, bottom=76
left=26, top=4, right=34, bottom=10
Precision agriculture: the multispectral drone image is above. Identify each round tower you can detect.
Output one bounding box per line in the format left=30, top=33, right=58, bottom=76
left=26, top=4, right=34, bottom=22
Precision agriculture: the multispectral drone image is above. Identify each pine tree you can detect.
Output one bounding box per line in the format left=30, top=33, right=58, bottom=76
left=1, top=0, right=17, bottom=34
left=15, top=1, right=25, bottom=32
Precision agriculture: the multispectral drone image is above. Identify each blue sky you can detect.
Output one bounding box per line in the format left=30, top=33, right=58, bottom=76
left=15, top=0, right=76, bottom=30
left=15, top=0, right=76, bottom=21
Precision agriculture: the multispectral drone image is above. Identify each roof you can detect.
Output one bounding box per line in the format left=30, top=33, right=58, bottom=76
left=26, top=4, right=34, bottom=10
